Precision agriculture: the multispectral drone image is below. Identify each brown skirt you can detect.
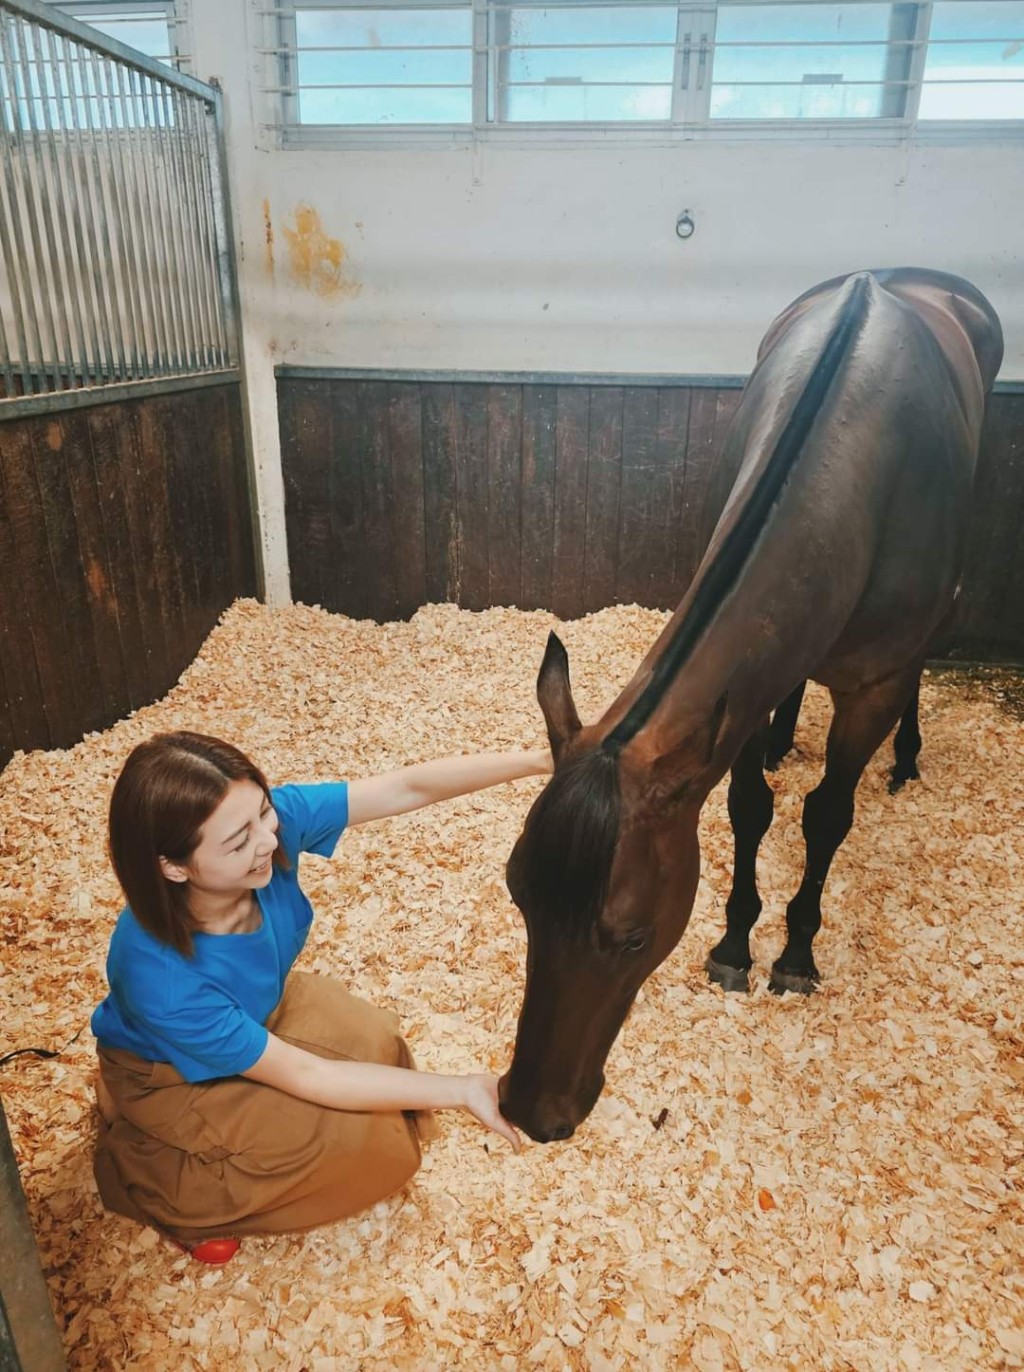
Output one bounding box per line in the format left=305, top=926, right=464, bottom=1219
left=93, top=971, right=437, bottom=1244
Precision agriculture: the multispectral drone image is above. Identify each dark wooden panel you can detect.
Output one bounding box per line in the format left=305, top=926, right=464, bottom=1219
left=615, top=388, right=662, bottom=608
left=551, top=387, right=590, bottom=619
left=583, top=387, right=623, bottom=615
left=422, top=384, right=460, bottom=606
left=280, top=379, right=334, bottom=609
left=358, top=381, right=401, bottom=622
left=453, top=384, right=490, bottom=614
left=486, top=384, right=522, bottom=609
left=1, top=422, right=79, bottom=746
left=0, top=453, right=49, bottom=749
left=0, top=381, right=255, bottom=769
left=119, top=402, right=178, bottom=697
left=29, top=416, right=109, bottom=738
left=953, top=392, right=1024, bottom=660
left=649, top=386, right=691, bottom=610
left=277, top=375, right=1024, bottom=665
left=387, top=382, right=427, bottom=619
left=59, top=409, right=132, bottom=722
left=519, top=385, right=557, bottom=612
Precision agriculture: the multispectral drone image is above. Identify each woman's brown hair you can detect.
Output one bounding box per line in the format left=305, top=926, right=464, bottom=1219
left=108, top=731, right=286, bottom=957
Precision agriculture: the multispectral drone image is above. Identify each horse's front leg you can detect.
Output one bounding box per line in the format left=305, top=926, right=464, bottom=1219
left=772, top=664, right=922, bottom=995
left=706, top=722, right=774, bottom=993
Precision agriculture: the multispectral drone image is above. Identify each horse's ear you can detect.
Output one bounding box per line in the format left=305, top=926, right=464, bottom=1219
left=537, top=632, right=581, bottom=764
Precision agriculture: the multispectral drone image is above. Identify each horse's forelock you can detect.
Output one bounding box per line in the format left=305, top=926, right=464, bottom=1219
left=513, top=746, right=622, bottom=939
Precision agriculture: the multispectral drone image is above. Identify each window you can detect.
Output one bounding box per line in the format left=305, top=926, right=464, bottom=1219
left=50, top=1, right=183, bottom=70
left=272, top=0, right=1024, bottom=136
left=919, top=1, right=1024, bottom=119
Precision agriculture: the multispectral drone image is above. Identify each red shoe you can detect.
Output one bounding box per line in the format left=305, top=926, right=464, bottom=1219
left=171, top=1236, right=241, bottom=1264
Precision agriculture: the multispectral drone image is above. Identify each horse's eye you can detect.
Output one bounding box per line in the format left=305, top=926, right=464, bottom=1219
left=621, top=931, right=649, bottom=955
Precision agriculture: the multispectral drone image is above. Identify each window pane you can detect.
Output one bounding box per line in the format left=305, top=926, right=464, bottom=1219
left=294, top=7, right=472, bottom=124
left=58, top=9, right=175, bottom=65
left=497, top=5, right=676, bottom=123
left=299, top=86, right=470, bottom=123
left=919, top=1, right=1024, bottom=119
left=710, top=3, right=895, bottom=120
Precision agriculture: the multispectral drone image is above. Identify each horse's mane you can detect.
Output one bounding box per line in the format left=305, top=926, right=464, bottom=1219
left=509, top=746, right=621, bottom=940
left=605, top=272, right=871, bottom=751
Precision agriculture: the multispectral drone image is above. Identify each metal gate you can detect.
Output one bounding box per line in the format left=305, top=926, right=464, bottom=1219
left=0, top=0, right=239, bottom=414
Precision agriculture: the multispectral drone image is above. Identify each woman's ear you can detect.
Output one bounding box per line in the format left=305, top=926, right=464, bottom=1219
left=159, top=855, right=190, bottom=884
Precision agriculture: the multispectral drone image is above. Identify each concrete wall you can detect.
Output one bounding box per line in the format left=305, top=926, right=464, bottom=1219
left=188, top=1, right=1024, bottom=603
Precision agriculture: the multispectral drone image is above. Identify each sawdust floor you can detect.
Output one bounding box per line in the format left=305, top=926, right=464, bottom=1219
left=1, top=600, right=1022, bottom=1372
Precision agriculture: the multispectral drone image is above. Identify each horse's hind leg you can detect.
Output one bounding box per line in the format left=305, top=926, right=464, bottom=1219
left=707, top=723, right=775, bottom=993
left=765, top=681, right=806, bottom=771
left=771, top=665, right=921, bottom=996
left=889, top=680, right=922, bottom=793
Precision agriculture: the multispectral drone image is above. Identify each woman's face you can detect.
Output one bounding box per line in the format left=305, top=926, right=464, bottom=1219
left=162, top=779, right=280, bottom=896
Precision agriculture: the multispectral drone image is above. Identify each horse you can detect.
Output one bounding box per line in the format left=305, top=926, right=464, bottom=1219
left=499, top=268, right=1003, bottom=1144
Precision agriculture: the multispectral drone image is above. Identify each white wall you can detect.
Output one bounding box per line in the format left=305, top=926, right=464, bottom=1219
left=189, top=1, right=1024, bottom=602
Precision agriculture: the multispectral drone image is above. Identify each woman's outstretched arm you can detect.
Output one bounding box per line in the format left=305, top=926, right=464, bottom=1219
left=346, top=747, right=551, bottom=827
left=243, top=1033, right=521, bottom=1151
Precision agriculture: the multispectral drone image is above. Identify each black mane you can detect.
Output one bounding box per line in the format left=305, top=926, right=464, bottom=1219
left=508, top=746, right=622, bottom=939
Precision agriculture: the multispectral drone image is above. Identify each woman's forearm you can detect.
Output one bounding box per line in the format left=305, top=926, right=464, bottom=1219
left=347, top=747, right=551, bottom=826
left=284, top=1054, right=468, bottom=1114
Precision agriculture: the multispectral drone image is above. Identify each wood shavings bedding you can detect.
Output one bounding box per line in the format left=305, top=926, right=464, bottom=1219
left=0, top=599, right=1021, bottom=1372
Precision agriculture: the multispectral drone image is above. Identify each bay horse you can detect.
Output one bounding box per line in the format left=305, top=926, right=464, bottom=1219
left=500, top=268, right=1003, bottom=1143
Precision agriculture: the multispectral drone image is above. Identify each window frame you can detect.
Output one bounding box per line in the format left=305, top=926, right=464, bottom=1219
left=49, top=0, right=188, bottom=72
left=266, top=0, right=1024, bottom=146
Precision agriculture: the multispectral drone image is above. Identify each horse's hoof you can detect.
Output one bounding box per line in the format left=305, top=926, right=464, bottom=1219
left=705, top=955, right=750, bottom=993
left=763, top=749, right=787, bottom=773
left=888, top=767, right=919, bottom=795
left=769, top=967, right=819, bottom=996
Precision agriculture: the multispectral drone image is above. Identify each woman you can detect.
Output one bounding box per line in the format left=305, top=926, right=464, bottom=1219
left=92, top=730, right=549, bottom=1263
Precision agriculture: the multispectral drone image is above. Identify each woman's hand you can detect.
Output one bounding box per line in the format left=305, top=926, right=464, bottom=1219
left=459, top=1074, right=522, bottom=1153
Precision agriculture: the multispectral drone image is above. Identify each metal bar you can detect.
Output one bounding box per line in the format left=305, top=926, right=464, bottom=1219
left=172, top=84, right=214, bottom=370
left=192, top=94, right=230, bottom=366
left=0, top=292, right=18, bottom=397
left=43, top=26, right=101, bottom=386
left=181, top=87, right=224, bottom=366
left=70, top=36, right=121, bottom=382
left=0, top=367, right=241, bottom=420
left=208, top=83, right=239, bottom=368
left=121, top=63, right=173, bottom=372
left=208, top=79, right=264, bottom=596
left=26, top=17, right=87, bottom=389
left=0, top=14, right=50, bottom=391
left=13, top=14, right=75, bottom=390
left=161, top=82, right=203, bottom=371
left=93, top=49, right=146, bottom=379
left=141, top=68, right=187, bottom=371
left=84, top=43, right=128, bottom=381
left=0, top=17, right=37, bottom=395
left=110, top=52, right=163, bottom=375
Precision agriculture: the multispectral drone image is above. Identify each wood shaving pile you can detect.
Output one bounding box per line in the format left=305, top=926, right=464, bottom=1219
left=1, top=599, right=1021, bottom=1372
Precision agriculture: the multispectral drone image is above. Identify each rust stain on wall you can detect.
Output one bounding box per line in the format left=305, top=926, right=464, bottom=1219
left=282, top=203, right=361, bottom=299
left=45, top=421, right=62, bottom=451
left=262, top=198, right=275, bottom=280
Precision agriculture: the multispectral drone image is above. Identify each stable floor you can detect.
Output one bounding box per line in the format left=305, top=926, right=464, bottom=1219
left=1, top=600, right=1021, bottom=1371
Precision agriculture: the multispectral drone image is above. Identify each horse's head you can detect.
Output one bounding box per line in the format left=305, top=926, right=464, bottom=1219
left=500, top=633, right=714, bottom=1143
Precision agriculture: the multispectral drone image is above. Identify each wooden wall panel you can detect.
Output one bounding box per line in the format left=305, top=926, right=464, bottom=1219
left=0, top=381, right=256, bottom=768
left=278, top=376, right=1024, bottom=665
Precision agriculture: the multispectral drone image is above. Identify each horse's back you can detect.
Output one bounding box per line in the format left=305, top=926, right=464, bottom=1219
left=690, top=269, right=1002, bottom=693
